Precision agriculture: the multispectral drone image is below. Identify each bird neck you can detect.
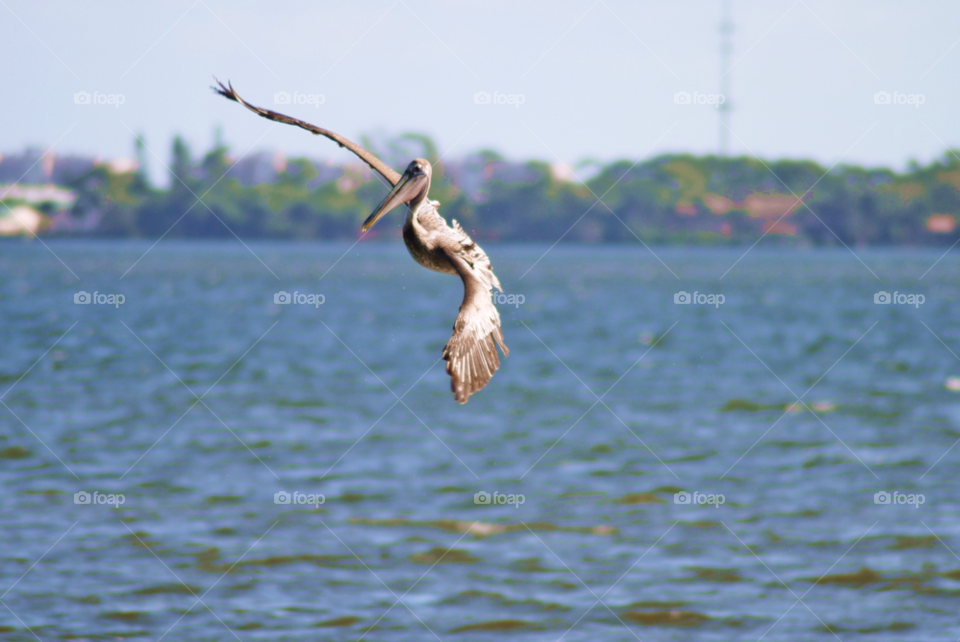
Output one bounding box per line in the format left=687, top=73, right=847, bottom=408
left=405, top=176, right=432, bottom=223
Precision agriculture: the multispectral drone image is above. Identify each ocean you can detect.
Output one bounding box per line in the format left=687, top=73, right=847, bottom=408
left=1, top=241, right=958, bottom=640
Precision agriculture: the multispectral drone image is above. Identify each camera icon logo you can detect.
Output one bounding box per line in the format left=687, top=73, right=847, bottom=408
left=474, top=491, right=491, bottom=505
left=874, top=291, right=891, bottom=304
left=474, top=91, right=491, bottom=105
left=274, top=91, right=291, bottom=105
left=674, top=91, right=691, bottom=105
left=74, top=291, right=91, bottom=304
left=674, top=291, right=691, bottom=304
left=874, top=91, right=891, bottom=105
left=274, top=491, right=291, bottom=504
left=74, top=91, right=91, bottom=105
left=674, top=491, right=691, bottom=504
left=74, top=491, right=91, bottom=504
left=874, top=491, right=891, bottom=505
left=274, top=291, right=291, bottom=304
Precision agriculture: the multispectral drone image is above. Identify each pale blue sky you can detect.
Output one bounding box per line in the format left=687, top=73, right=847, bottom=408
left=3, top=1, right=959, bottom=184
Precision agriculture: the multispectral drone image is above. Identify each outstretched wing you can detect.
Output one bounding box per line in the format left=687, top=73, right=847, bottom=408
left=438, top=221, right=509, bottom=404
left=211, top=78, right=401, bottom=186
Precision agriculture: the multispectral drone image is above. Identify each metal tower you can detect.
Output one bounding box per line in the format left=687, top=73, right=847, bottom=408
left=719, top=0, right=733, bottom=155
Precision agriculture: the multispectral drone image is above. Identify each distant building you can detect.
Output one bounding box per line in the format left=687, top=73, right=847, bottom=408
left=230, top=152, right=280, bottom=186
left=51, top=156, right=97, bottom=183
left=0, top=149, right=98, bottom=185
left=444, top=153, right=541, bottom=202
left=0, top=184, right=76, bottom=205
left=104, top=158, right=139, bottom=174
left=0, top=205, right=50, bottom=236
left=927, top=214, right=957, bottom=233
left=0, top=183, right=78, bottom=235
left=696, top=191, right=801, bottom=234
left=550, top=162, right=577, bottom=183
left=0, top=149, right=46, bottom=184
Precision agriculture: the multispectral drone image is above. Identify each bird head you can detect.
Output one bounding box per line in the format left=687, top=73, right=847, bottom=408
left=361, top=158, right=432, bottom=232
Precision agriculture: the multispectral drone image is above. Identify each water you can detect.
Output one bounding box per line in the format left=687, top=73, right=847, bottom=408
left=2, top=241, right=959, bottom=641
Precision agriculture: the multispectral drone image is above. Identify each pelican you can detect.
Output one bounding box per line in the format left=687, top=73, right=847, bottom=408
left=213, top=80, right=508, bottom=403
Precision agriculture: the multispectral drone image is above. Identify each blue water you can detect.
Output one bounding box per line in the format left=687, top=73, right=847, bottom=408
left=2, top=241, right=959, bottom=641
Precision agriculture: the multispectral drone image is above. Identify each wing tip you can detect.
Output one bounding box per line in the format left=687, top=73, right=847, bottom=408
left=211, top=77, right=238, bottom=102
left=443, top=329, right=508, bottom=405
left=447, top=372, right=470, bottom=404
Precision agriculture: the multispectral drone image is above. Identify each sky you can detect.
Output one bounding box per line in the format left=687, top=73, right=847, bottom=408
left=3, top=1, right=959, bottom=185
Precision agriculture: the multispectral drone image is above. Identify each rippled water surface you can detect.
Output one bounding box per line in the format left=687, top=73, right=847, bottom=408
left=2, top=241, right=960, bottom=641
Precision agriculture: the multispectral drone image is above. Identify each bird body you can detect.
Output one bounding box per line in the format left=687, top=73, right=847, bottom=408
left=362, top=157, right=508, bottom=403
left=213, top=80, right=508, bottom=403
left=401, top=199, right=459, bottom=276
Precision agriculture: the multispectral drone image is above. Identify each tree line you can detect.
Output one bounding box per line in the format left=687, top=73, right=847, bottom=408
left=39, top=134, right=960, bottom=245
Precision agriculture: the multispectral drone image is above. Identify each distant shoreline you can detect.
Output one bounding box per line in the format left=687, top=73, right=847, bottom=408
left=2, top=140, right=960, bottom=246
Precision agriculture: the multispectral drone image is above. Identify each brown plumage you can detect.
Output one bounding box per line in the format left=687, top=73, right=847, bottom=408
left=213, top=80, right=508, bottom=403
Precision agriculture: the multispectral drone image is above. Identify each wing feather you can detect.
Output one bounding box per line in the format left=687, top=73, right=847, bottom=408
left=438, top=223, right=508, bottom=404
left=211, top=78, right=402, bottom=186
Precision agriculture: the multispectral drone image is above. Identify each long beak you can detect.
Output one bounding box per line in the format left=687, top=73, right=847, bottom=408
left=361, top=173, right=422, bottom=232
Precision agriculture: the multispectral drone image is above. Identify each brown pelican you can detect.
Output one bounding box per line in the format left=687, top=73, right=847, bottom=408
left=212, top=80, right=508, bottom=403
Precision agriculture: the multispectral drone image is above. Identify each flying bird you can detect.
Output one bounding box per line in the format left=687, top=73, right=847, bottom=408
left=212, top=79, right=508, bottom=403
